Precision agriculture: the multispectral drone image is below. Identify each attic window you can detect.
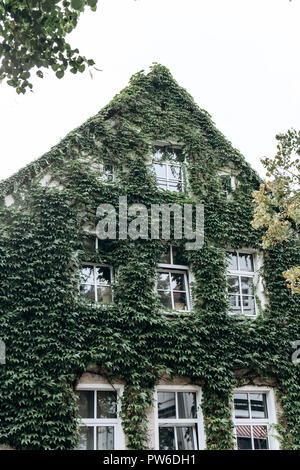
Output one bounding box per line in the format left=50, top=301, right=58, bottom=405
left=153, top=147, right=183, bottom=192
left=218, top=172, right=236, bottom=198
left=102, top=164, right=114, bottom=182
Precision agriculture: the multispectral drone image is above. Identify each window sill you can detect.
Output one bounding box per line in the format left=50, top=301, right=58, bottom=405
left=160, top=309, right=191, bottom=318
left=228, top=312, right=257, bottom=320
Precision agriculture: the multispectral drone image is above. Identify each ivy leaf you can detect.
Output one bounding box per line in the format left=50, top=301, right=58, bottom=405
left=87, top=0, right=98, bottom=8
left=71, top=0, right=85, bottom=10
left=55, top=70, right=64, bottom=79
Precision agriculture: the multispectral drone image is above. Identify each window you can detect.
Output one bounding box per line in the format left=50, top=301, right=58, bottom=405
left=75, top=386, right=124, bottom=450
left=233, top=388, right=278, bottom=450
left=153, top=148, right=183, bottom=192
left=155, top=387, right=203, bottom=450
left=217, top=171, right=236, bottom=199
left=157, top=246, right=190, bottom=312
left=80, top=264, right=113, bottom=303
left=102, top=164, right=114, bottom=182
left=227, top=250, right=256, bottom=316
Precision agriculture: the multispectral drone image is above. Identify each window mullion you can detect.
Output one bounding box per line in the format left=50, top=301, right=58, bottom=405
left=175, top=392, right=178, bottom=419
left=170, top=272, right=174, bottom=310
left=248, top=393, right=252, bottom=419
left=184, top=273, right=190, bottom=311
left=94, top=267, right=97, bottom=302
left=239, top=275, right=243, bottom=315
left=174, top=425, right=178, bottom=450
left=193, top=425, right=198, bottom=450
left=250, top=425, right=254, bottom=450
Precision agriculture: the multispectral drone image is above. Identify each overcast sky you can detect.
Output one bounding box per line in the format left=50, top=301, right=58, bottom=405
left=1, top=0, right=300, bottom=180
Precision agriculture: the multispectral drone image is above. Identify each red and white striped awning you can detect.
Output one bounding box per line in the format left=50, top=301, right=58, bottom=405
left=236, top=425, right=267, bottom=439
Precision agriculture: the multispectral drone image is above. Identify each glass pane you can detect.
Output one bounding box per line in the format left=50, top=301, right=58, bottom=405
left=177, top=426, right=195, bottom=450
left=158, top=291, right=173, bottom=310
left=227, top=252, right=238, bottom=270
left=253, top=426, right=268, bottom=449
left=242, top=296, right=256, bottom=315
left=239, top=253, right=254, bottom=272
left=97, top=286, right=112, bottom=303
left=97, top=391, right=117, bottom=418
left=229, top=294, right=242, bottom=314
left=158, top=392, right=176, bottom=418
left=170, top=273, right=185, bottom=291
left=241, top=277, right=253, bottom=295
left=96, top=426, right=114, bottom=450
left=76, top=426, right=94, bottom=450
left=80, top=284, right=95, bottom=301
left=236, top=425, right=252, bottom=450
left=154, top=163, right=167, bottom=179
left=96, top=267, right=111, bottom=285
left=80, top=266, right=94, bottom=284
left=168, top=181, right=181, bottom=192
left=173, top=291, right=187, bottom=311
left=250, top=394, right=268, bottom=419
left=177, top=392, right=196, bottom=419
left=234, top=393, right=250, bottom=418
left=77, top=391, right=94, bottom=418
left=168, top=165, right=181, bottom=180
left=220, top=175, right=232, bottom=192
left=172, top=246, right=188, bottom=266
left=157, top=180, right=168, bottom=190
left=159, top=247, right=171, bottom=264
left=228, top=276, right=240, bottom=294
left=104, top=164, right=114, bottom=181
left=157, top=272, right=171, bottom=290
left=83, top=237, right=96, bottom=253
left=159, top=427, right=175, bottom=450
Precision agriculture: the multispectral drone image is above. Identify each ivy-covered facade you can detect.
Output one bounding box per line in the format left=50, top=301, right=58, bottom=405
left=0, top=64, right=299, bottom=450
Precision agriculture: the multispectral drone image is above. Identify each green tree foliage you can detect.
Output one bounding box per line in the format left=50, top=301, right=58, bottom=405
left=252, top=129, right=300, bottom=293
left=0, top=0, right=98, bottom=94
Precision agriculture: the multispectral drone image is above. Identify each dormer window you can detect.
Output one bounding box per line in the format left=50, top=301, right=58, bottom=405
left=153, top=148, right=183, bottom=192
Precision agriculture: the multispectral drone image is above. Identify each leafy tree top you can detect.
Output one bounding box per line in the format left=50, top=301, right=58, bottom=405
left=0, top=0, right=98, bottom=94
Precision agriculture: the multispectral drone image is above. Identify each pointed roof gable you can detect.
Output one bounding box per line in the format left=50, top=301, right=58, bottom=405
left=0, top=64, right=260, bottom=198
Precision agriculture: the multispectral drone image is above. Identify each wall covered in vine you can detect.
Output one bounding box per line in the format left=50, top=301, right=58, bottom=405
left=0, top=64, right=299, bottom=450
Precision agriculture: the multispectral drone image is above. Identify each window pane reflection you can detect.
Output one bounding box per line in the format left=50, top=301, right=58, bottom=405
left=76, top=426, right=94, bottom=450
left=96, top=426, right=114, bottom=450
left=158, top=392, right=176, bottom=419
left=177, top=426, right=195, bottom=450
left=77, top=391, right=94, bottom=419
left=97, top=391, right=117, bottom=419
left=177, top=392, right=196, bottom=419
left=159, top=427, right=175, bottom=450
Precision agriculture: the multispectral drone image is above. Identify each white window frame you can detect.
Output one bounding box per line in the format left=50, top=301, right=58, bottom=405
left=157, top=246, right=191, bottom=312
left=232, top=386, right=279, bottom=450
left=154, top=160, right=184, bottom=191
left=154, top=385, right=205, bottom=450
left=227, top=249, right=257, bottom=317
left=75, top=383, right=125, bottom=450
left=217, top=169, right=236, bottom=199
left=80, top=262, right=114, bottom=303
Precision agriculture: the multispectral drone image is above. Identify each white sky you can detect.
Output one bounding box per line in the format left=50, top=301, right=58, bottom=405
left=1, top=0, right=300, bottom=180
